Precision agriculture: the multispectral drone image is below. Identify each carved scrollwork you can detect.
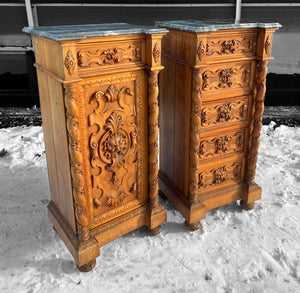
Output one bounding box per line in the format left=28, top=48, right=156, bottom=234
left=88, top=83, right=138, bottom=210
left=152, top=42, right=160, bottom=63
left=77, top=45, right=141, bottom=67
left=198, top=161, right=242, bottom=189
left=206, top=36, right=255, bottom=56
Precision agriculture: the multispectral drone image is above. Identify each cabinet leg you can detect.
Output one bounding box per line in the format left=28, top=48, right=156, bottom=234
left=146, top=225, right=162, bottom=236
left=158, top=189, right=167, bottom=199
left=240, top=200, right=255, bottom=211
left=77, top=259, right=96, bottom=272
left=184, top=220, right=201, bottom=231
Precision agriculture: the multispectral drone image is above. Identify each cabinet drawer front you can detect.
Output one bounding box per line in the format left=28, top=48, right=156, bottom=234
left=201, top=96, right=251, bottom=128
left=198, top=128, right=248, bottom=160
left=201, top=61, right=254, bottom=99
left=196, top=157, right=245, bottom=192
left=82, top=72, right=147, bottom=227
left=76, top=40, right=144, bottom=73
left=206, top=33, right=256, bottom=60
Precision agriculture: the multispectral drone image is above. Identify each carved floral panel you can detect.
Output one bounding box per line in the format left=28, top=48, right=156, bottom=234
left=77, top=43, right=141, bottom=68
left=198, top=132, right=245, bottom=159
left=202, top=63, right=251, bottom=92
left=197, top=160, right=242, bottom=189
left=206, top=35, right=256, bottom=57
left=82, top=73, right=145, bottom=225
left=201, top=99, right=249, bottom=127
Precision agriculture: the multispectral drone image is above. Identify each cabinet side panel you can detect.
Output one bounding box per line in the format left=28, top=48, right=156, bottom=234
left=47, top=76, right=76, bottom=233
left=36, top=69, right=60, bottom=207
left=159, top=56, right=175, bottom=181
left=174, top=63, right=192, bottom=196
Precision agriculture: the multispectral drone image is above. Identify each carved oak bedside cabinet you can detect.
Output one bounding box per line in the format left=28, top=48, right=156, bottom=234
left=23, top=23, right=168, bottom=271
left=156, top=20, right=281, bottom=231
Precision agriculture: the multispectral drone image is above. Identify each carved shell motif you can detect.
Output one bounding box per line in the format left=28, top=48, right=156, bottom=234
left=152, top=42, right=160, bottom=63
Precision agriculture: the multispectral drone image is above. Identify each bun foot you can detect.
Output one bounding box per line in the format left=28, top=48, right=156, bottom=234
left=146, top=225, right=162, bottom=236
left=184, top=220, right=201, bottom=231
left=77, top=259, right=96, bottom=272
left=240, top=200, right=255, bottom=211
left=158, top=190, right=167, bottom=199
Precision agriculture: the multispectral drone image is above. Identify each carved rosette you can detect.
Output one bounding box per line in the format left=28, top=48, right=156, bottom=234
left=64, top=83, right=89, bottom=241
left=197, top=41, right=206, bottom=61
left=148, top=71, right=160, bottom=208
left=188, top=68, right=202, bottom=203
left=152, top=43, right=160, bottom=63
left=64, top=50, right=76, bottom=75
left=264, top=36, right=272, bottom=55
left=247, top=60, right=268, bottom=185
left=221, top=40, right=236, bottom=53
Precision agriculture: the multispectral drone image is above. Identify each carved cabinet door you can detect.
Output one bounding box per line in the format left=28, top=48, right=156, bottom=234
left=81, top=72, right=147, bottom=228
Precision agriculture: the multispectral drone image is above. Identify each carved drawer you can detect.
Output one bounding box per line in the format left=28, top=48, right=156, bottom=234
left=195, top=156, right=246, bottom=193
left=24, top=23, right=168, bottom=272
left=198, top=127, right=249, bottom=161
left=76, top=39, right=145, bottom=75
left=201, top=61, right=255, bottom=100
left=205, top=32, right=257, bottom=61
left=158, top=20, right=280, bottom=230
left=200, top=96, right=251, bottom=129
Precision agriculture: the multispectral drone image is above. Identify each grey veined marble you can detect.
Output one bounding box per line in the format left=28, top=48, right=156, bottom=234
left=22, top=23, right=168, bottom=41
left=156, top=20, right=282, bottom=33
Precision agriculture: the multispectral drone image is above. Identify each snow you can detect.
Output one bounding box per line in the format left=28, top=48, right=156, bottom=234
left=0, top=123, right=300, bottom=293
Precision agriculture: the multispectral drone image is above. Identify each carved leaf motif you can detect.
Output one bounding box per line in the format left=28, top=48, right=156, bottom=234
left=152, top=42, right=160, bottom=63
left=64, top=50, right=75, bottom=75
left=264, top=36, right=272, bottom=55
left=197, top=41, right=206, bottom=61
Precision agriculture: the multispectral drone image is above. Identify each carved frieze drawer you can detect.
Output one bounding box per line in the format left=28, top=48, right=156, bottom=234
left=198, top=128, right=248, bottom=160
left=201, top=96, right=250, bottom=128
left=196, top=158, right=245, bottom=192
left=76, top=40, right=144, bottom=72
left=205, top=33, right=257, bottom=60
left=201, top=61, right=254, bottom=99
left=82, top=72, right=147, bottom=227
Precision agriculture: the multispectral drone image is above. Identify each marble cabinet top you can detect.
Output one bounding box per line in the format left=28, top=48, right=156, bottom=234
left=22, top=23, right=168, bottom=41
left=156, top=20, right=282, bottom=33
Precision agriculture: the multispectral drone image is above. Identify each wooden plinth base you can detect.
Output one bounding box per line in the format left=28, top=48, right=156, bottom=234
left=48, top=200, right=166, bottom=272
left=159, top=170, right=261, bottom=229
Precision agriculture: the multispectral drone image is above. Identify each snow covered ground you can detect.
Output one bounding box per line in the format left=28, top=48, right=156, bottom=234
left=0, top=123, right=299, bottom=293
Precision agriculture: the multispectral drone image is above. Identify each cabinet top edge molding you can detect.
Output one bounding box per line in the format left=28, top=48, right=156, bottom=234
left=156, top=20, right=282, bottom=33
left=22, top=23, right=168, bottom=41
